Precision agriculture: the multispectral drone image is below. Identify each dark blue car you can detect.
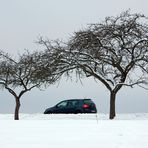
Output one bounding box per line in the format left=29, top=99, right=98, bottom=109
left=44, top=99, right=97, bottom=114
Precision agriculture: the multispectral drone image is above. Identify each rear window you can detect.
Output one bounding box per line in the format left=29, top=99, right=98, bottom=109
left=83, top=99, right=93, bottom=104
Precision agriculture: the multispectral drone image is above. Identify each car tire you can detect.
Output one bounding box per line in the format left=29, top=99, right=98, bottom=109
left=75, top=110, right=82, bottom=114
left=46, top=111, right=52, bottom=114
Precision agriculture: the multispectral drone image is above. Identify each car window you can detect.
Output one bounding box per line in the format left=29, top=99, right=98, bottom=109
left=83, top=99, right=93, bottom=105
left=69, top=100, right=79, bottom=107
left=57, top=101, right=68, bottom=108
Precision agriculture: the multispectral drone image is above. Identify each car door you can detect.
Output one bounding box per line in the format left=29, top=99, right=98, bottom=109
left=67, top=100, right=79, bottom=113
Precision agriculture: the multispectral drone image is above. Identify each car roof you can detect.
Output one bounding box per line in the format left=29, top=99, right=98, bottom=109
left=62, top=99, right=91, bottom=101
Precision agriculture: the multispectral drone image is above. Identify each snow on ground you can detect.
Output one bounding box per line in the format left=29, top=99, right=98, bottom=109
left=1, top=113, right=148, bottom=120
left=0, top=113, right=148, bottom=148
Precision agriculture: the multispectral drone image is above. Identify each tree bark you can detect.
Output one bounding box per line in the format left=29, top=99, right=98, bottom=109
left=109, top=91, right=116, bottom=119
left=14, top=97, right=21, bottom=120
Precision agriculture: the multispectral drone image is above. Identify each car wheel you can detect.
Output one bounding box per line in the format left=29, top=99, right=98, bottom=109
left=75, top=110, right=82, bottom=114
left=46, top=111, right=52, bottom=114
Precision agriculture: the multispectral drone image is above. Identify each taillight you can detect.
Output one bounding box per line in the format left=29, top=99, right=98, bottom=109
left=82, top=104, right=89, bottom=108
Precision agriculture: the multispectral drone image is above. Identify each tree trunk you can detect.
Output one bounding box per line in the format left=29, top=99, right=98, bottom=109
left=109, top=91, right=116, bottom=119
left=14, top=97, right=21, bottom=120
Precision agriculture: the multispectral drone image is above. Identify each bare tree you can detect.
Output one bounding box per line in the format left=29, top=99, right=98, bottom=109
left=0, top=50, right=60, bottom=120
left=66, top=11, right=148, bottom=119
left=37, top=37, right=77, bottom=81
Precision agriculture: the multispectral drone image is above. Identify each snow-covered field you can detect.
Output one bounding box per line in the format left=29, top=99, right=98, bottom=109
left=0, top=113, right=148, bottom=148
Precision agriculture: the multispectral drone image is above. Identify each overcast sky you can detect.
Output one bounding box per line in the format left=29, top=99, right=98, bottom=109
left=0, top=0, right=148, bottom=114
